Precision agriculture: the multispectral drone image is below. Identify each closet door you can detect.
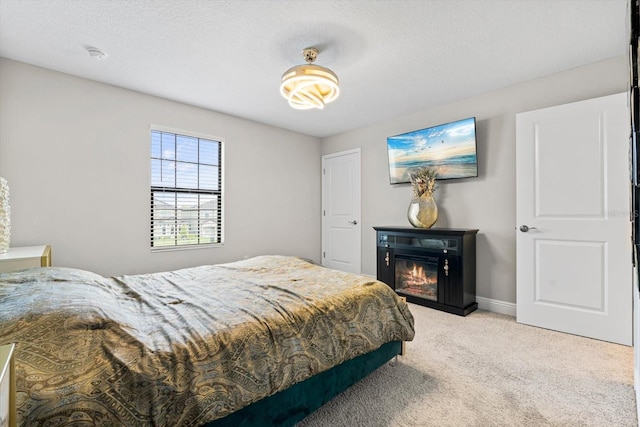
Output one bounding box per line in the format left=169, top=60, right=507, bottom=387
left=516, top=93, right=631, bottom=345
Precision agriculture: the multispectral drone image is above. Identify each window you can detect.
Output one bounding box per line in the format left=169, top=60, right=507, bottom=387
left=150, top=129, right=223, bottom=249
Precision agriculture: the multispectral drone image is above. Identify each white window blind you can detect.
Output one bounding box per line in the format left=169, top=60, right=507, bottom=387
left=150, top=129, right=223, bottom=249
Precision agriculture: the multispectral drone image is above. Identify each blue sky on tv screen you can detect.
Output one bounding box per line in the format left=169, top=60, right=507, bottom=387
left=387, top=117, right=478, bottom=182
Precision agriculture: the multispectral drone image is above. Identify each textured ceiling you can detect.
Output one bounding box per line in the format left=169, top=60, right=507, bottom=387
left=0, top=0, right=629, bottom=138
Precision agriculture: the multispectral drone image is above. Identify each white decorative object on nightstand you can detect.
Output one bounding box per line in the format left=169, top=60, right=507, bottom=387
left=0, top=178, right=9, bottom=254
left=0, top=245, right=51, bottom=273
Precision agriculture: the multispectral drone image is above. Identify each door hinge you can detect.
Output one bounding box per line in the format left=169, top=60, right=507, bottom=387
left=323, top=251, right=325, bottom=258
left=323, top=210, right=325, bottom=216
left=323, top=168, right=325, bottom=174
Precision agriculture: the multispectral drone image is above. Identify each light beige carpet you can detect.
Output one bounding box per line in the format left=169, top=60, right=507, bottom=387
left=297, top=303, right=636, bottom=427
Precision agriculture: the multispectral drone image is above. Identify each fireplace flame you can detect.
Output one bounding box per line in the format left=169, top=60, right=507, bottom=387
left=402, top=263, right=434, bottom=288
left=395, top=260, right=438, bottom=300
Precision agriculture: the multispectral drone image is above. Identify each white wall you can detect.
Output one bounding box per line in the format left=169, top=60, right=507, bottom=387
left=0, top=59, right=322, bottom=277
left=0, top=56, right=630, bottom=300
left=321, top=55, right=628, bottom=304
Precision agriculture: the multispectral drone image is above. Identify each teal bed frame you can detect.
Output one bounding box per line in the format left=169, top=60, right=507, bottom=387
left=204, top=341, right=402, bottom=427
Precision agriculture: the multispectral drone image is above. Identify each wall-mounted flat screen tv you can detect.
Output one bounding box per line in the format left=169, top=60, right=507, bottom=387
left=387, top=117, right=478, bottom=184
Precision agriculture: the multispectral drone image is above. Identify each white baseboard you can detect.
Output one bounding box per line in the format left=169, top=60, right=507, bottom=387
left=476, top=296, right=517, bottom=317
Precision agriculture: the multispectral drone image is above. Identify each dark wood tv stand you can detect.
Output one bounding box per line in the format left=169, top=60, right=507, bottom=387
left=374, top=227, right=478, bottom=316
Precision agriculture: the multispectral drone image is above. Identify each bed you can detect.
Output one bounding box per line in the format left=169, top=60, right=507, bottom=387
left=0, top=255, right=415, bottom=426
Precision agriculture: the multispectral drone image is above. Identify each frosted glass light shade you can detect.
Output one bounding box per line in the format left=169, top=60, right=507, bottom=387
left=0, top=177, right=10, bottom=254
left=280, top=64, right=340, bottom=110
left=280, top=47, right=339, bottom=110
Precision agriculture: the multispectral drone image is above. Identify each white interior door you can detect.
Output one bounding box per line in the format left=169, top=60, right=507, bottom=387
left=516, top=92, right=632, bottom=345
left=322, top=149, right=361, bottom=273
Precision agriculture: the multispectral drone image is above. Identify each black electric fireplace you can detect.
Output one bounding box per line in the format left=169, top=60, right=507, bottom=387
left=374, top=226, right=478, bottom=316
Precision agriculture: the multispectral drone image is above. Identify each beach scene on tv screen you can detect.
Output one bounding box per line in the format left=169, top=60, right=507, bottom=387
left=387, top=117, right=478, bottom=183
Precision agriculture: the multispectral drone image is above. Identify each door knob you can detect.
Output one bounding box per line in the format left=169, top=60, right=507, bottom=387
left=348, top=220, right=358, bottom=225
left=519, top=225, right=537, bottom=232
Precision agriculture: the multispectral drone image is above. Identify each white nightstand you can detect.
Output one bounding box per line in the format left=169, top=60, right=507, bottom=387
left=0, top=245, right=51, bottom=273
left=0, top=343, right=16, bottom=427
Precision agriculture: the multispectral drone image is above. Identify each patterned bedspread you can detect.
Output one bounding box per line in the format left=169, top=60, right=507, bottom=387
left=0, top=255, right=415, bottom=427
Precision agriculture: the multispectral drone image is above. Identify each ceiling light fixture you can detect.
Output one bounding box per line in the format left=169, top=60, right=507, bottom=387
left=280, top=47, right=339, bottom=110
left=87, top=47, right=108, bottom=60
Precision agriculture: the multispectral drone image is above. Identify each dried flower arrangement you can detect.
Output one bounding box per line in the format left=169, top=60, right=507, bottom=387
left=409, top=167, right=437, bottom=198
